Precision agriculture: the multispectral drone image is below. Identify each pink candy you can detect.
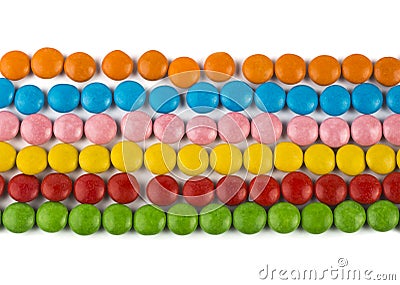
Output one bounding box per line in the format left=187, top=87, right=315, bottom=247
left=53, top=114, right=83, bottom=143
left=383, top=114, right=400, bottom=146
left=20, top=114, right=52, bottom=145
left=218, top=112, right=250, bottom=143
left=85, top=114, right=117, bottom=145
left=351, top=115, right=382, bottom=146
left=121, top=111, right=152, bottom=142
left=0, top=111, right=19, bottom=141
left=153, top=114, right=185, bottom=144
left=251, top=113, right=282, bottom=144
left=319, top=118, right=350, bottom=148
left=287, top=116, right=318, bottom=146
left=186, top=116, right=217, bottom=145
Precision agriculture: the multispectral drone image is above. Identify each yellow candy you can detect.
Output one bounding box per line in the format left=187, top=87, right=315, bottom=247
left=366, top=144, right=395, bottom=175
left=304, top=144, right=335, bottom=175
left=0, top=142, right=16, bottom=172
left=274, top=142, right=303, bottom=172
left=79, top=145, right=110, bottom=173
left=210, top=144, right=242, bottom=175
left=16, top=146, right=47, bottom=175
left=336, top=144, right=365, bottom=176
left=48, top=144, right=78, bottom=173
left=144, top=143, right=176, bottom=174
left=243, top=143, right=273, bottom=174
left=111, top=141, right=143, bottom=172
left=177, top=144, right=209, bottom=176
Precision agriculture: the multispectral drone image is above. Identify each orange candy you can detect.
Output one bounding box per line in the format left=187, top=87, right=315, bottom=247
left=137, top=50, right=168, bottom=81
left=31, top=48, right=64, bottom=79
left=308, top=55, right=341, bottom=86
left=204, top=52, right=236, bottom=82
left=64, top=52, right=96, bottom=82
left=168, top=57, right=200, bottom=88
left=341, top=54, right=372, bottom=84
left=101, top=50, right=133, bottom=81
left=374, top=57, right=400, bottom=87
left=275, top=54, right=306, bottom=85
left=0, top=50, right=30, bottom=80
left=242, top=54, right=273, bottom=84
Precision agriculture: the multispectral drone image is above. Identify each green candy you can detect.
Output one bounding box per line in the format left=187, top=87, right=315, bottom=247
left=268, top=202, right=300, bottom=234
left=301, top=202, right=333, bottom=234
left=134, top=204, right=166, bottom=235
left=334, top=201, right=366, bottom=233
left=367, top=200, right=399, bottom=232
left=103, top=204, right=133, bottom=235
left=0, top=210, right=2, bottom=227
left=69, top=204, right=101, bottom=235
left=233, top=202, right=267, bottom=234
left=2, top=203, right=35, bottom=233
left=199, top=204, right=232, bottom=235
left=36, top=202, right=68, bottom=233
left=167, top=203, right=198, bottom=235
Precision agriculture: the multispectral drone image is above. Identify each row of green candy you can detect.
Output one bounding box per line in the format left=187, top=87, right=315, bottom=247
left=0, top=200, right=399, bottom=235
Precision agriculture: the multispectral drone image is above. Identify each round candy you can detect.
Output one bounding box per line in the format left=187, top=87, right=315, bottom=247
left=349, top=174, right=382, bottom=204
left=254, top=82, right=286, bottom=113
left=79, top=145, right=110, bottom=173
left=48, top=84, right=80, bottom=113
left=41, top=173, right=72, bottom=201
left=199, top=204, right=232, bottom=235
left=31, top=47, right=64, bottom=79
left=146, top=175, right=179, bottom=206
left=53, top=114, right=83, bottom=143
left=204, top=52, right=235, bottom=82
left=8, top=174, right=40, bottom=202
left=144, top=143, right=176, bottom=174
left=287, top=116, right=318, bottom=146
left=20, top=114, right=52, bottom=145
left=336, top=144, right=365, bottom=176
left=249, top=175, right=280, bottom=207
left=281, top=172, right=313, bottom=205
left=81, top=82, right=112, bottom=113
left=210, top=144, right=242, bottom=175
left=0, top=50, right=30, bottom=80
left=233, top=202, right=267, bottom=234
left=183, top=176, right=214, bottom=207
left=304, top=144, right=335, bottom=175
left=0, top=78, right=14, bottom=108
left=250, top=113, right=282, bottom=144
left=0, top=111, right=19, bottom=141
left=36, top=202, right=68, bottom=233
left=374, top=57, right=400, bottom=86
left=110, top=141, right=143, bottom=172
left=121, top=111, right=152, bottom=142
left=114, top=81, right=146, bottom=111
left=243, top=143, right=273, bottom=174
left=168, top=57, right=200, bottom=88
left=0, top=175, right=4, bottom=196
left=220, top=81, right=253, bottom=111
left=107, top=173, right=140, bottom=204
left=134, top=204, right=166, bottom=235
left=68, top=204, right=101, bottom=235
left=367, top=200, right=399, bottom=232
left=351, top=115, right=382, bottom=146
left=153, top=114, right=185, bottom=143
left=218, top=112, right=250, bottom=143
left=2, top=203, right=35, bottom=233
left=48, top=144, right=78, bottom=173
left=102, top=204, right=133, bottom=235
left=366, top=144, right=395, bottom=174
left=64, top=52, right=96, bottom=82
left=315, top=174, right=347, bottom=206
left=286, top=85, right=318, bottom=115
left=177, top=144, right=209, bottom=176
left=383, top=172, right=400, bottom=203
left=137, top=50, right=168, bottom=81
left=274, top=54, right=306, bottom=84
left=334, top=200, right=366, bottom=233
left=341, top=54, right=373, bottom=84
left=16, top=146, right=47, bottom=175
left=383, top=114, right=400, bottom=145
left=386, top=86, right=400, bottom=114
left=74, top=174, right=106, bottom=204
left=351, top=83, right=383, bottom=114
left=186, top=116, right=217, bottom=145
left=186, top=82, right=219, bottom=113
left=301, top=203, right=333, bottom=234
left=14, top=85, right=44, bottom=115
left=84, top=114, right=117, bottom=144
left=242, top=54, right=273, bottom=84
left=319, top=117, right=350, bottom=148
left=308, top=55, right=341, bottom=86
left=167, top=203, right=198, bottom=235
left=320, top=85, right=351, bottom=116
left=149, top=85, right=180, bottom=113
left=101, top=50, right=133, bottom=81
left=216, top=175, right=248, bottom=206
left=268, top=202, right=301, bottom=234
left=0, top=142, right=16, bottom=172
left=274, top=142, right=303, bottom=172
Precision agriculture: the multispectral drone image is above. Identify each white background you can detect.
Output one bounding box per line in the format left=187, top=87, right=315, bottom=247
left=1, top=0, right=400, bottom=284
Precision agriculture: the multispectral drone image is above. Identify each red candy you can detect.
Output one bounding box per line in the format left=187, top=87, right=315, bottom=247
left=281, top=172, right=313, bottom=205
left=146, top=175, right=179, bottom=206
left=249, top=175, right=280, bottom=206
left=8, top=174, right=40, bottom=202
left=0, top=175, right=4, bottom=196
left=41, top=173, right=73, bottom=201
left=382, top=172, right=400, bottom=203
left=183, top=176, right=214, bottom=207
left=315, top=174, right=347, bottom=206
left=74, top=174, right=106, bottom=204
left=349, top=174, right=382, bottom=204
left=107, top=173, right=140, bottom=204
left=216, top=175, right=248, bottom=206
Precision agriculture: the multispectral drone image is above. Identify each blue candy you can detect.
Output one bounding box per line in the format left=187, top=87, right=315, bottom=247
left=186, top=82, right=219, bottom=113
left=114, top=81, right=146, bottom=111
left=287, top=85, right=318, bottom=115
left=254, top=82, right=285, bottom=112
left=351, top=83, right=382, bottom=114
left=386, top=86, right=400, bottom=114
left=48, top=84, right=80, bottom=113
left=220, top=81, right=253, bottom=111
left=14, top=85, right=44, bottom=115
left=320, top=85, right=350, bottom=116
left=0, top=78, right=14, bottom=108
left=149, top=85, right=180, bottom=113
left=81, top=82, right=112, bottom=113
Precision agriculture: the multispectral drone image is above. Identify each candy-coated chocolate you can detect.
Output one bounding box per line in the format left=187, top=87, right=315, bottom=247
left=366, top=144, right=395, bottom=175
left=48, top=143, right=78, bottom=173
left=304, top=144, right=335, bottom=175
left=254, top=82, right=285, bottom=113
left=47, top=84, right=80, bottom=113
left=281, top=172, right=313, bottom=205
left=286, top=85, right=318, bottom=115
left=74, top=173, right=106, bottom=204
left=121, top=111, right=152, bottom=142
left=243, top=143, right=273, bottom=175
left=2, top=203, right=35, bottom=233
left=351, top=115, right=382, bottom=146
left=0, top=142, right=16, bottom=172
left=64, top=52, right=96, bottom=82
left=114, top=81, right=146, bottom=111
left=107, top=173, right=140, bottom=204
left=242, top=54, right=273, bottom=84
left=84, top=114, right=117, bottom=145
left=210, top=144, right=242, bottom=175
left=8, top=174, right=40, bottom=202
left=20, top=114, right=52, bottom=145
left=233, top=202, right=266, bottom=234
left=110, top=141, right=143, bottom=172
left=0, top=78, right=14, bottom=108
left=153, top=114, right=185, bottom=144
left=186, top=82, right=219, bottom=113
left=183, top=176, right=214, bottom=207
left=167, top=203, right=198, bottom=235
left=334, top=201, right=366, bottom=233
left=349, top=174, right=382, bottom=204
left=144, top=143, right=176, bottom=174
left=102, top=204, right=133, bottom=235
left=204, top=52, right=235, bottom=82
left=319, top=85, right=351, bottom=116
left=186, top=116, right=217, bottom=145
left=315, top=174, right=347, bottom=206
left=319, top=117, right=350, bottom=148
left=0, top=111, right=19, bottom=141
left=68, top=204, right=101, bottom=235
left=146, top=175, right=179, bottom=206
left=216, top=175, right=248, bottom=206
left=134, top=204, right=166, bottom=235
left=0, top=51, right=30, bottom=80
left=308, top=55, right=341, bottom=86
left=53, top=114, right=83, bottom=143
left=287, top=116, right=318, bottom=146
left=367, top=200, right=399, bottom=232
left=274, top=54, right=306, bottom=85
left=31, top=47, right=64, bottom=79
left=14, top=85, right=44, bottom=115
left=41, top=173, right=72, bottom=201
left=168, top=57, right=200, bottom=88
left=36, top=202, right=68, bottom=233
left=336, top=144, right=365, bottom=176
left=386, top=86, right=400, bottom=114
left=220, top=81, right=253, bottom=111
left=374, top=57, right=400, bottom=87
left=383, top=114, right=400, bottom=146
left=250, top=113, right=282, bottom=144
left=218, top=112, right=250, bottom=144
left=341, top=54, right=372, bottom=84
left=199, top=204, right=232, bottom=235
left=301, top=202, right=333, bottom=234
left=177, top=144, right=209, bottom=176
left=79, top=145, right=110, bottom=173
left=268, top=202, right=300, bottom=234
left=16, top=146, right=47, bottom=175
left=383, top=172, right=400, bottom=203
left=274, top=142, right=303, bottom=172
left=249, top=175, right=280, bottom=207
left=149, top=85, right=180, bottom=113
left=0, top=175, right=4, bottom=196
left=137, top=50, right=168, bottom=81
left=351, top=83, right=383, bottom=114
left=101, top=50, right=133, bottom=81
left=81, top=82, right=112, bottom=113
